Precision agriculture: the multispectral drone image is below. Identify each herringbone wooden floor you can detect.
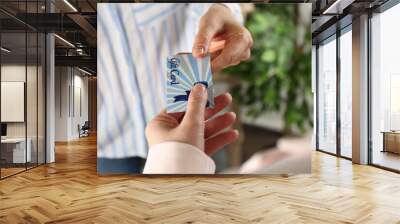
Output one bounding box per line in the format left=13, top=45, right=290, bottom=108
left=1, top=135, right=400, bottom=224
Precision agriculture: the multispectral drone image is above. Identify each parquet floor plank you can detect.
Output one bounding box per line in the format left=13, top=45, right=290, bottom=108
left=0, top=135, right=399, bottom=223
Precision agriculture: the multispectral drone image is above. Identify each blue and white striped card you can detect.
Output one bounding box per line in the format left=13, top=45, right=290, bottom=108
left=166, top=53, right=215, bottom=113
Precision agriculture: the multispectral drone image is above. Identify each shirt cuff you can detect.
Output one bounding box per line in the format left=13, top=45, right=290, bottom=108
left=143, top=142, right=216, bottom=174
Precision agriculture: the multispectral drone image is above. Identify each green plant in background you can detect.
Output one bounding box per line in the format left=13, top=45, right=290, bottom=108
left=225, top=4, right=312, bottom=134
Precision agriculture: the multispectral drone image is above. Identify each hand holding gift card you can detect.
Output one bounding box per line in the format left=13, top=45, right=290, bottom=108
left=166, top=53, right=215, bottom=113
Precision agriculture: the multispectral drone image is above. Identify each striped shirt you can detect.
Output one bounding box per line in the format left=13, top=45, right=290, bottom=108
left=97, top=3, right=242, bottom=159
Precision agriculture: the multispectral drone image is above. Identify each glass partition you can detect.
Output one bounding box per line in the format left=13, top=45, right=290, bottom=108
left=1, top=31, right=27, bottom=177
left=317, top=35, right=337, bottom=154
left=0, top=1, right=46, bottom=179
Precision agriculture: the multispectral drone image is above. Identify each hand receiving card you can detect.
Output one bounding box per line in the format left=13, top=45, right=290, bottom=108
left=166, top=53, right=215, bottom=113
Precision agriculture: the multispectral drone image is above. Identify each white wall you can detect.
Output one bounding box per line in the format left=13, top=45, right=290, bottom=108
left=55, top=67, right=68, bottom=141
left=72, top=72, right=89, bottom=138
left=1, top=82, right=25, bottom=122
left=55, top=67, right=89, bottom=141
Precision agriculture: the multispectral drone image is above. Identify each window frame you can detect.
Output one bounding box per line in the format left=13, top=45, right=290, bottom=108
left=367, top=0, right=400, bottom=173
left=315, top=22, right=353, bottom=161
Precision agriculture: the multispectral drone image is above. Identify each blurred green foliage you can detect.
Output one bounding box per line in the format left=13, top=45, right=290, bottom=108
left=225, top=4, right=313, bottom=134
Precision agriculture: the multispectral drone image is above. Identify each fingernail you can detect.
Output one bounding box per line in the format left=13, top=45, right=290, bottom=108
left=194, top=46, right=205, bottom=56
left=230, top=112, right=237, bottom=120
left=194, top=84, right=206, bottom=95
left=226, top=92, right=232, bottom=100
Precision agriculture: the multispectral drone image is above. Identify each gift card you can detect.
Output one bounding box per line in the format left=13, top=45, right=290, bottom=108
left=166, top=53, right=215, bottom=113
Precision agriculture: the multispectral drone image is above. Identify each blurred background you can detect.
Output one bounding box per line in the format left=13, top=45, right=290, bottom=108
left=95, top=2, right=313, bottom=174
left=209, top=4, right=312, bottom=173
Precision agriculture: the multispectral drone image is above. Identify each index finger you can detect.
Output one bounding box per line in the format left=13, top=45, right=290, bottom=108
left=208, top=40, right=225, bottom=53
left=192, top=19, right=221, bottom=58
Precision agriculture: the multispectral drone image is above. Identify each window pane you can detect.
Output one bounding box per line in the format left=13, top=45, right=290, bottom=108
left=371, top=3, right=400, bottom=171
left=27, top=31, right=38, bottom=169
left=318, top=37, right=337, bottom=154
left=340, top=29, right=352, bottom=158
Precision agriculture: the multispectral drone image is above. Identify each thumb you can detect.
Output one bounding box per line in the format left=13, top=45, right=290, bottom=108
left=192, top=20, right=220, bottom=58
left=181, top=84, right=208, bottom=128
